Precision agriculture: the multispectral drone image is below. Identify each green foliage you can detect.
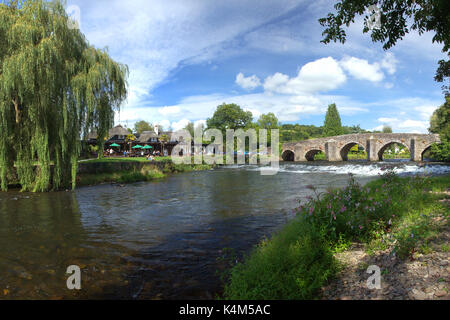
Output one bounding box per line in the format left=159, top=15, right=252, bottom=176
left=323, top=103, right=343, bottom=137
left=223, top=220, right=336, bottom=300
left=280, top=124, right=323, bottom=142
left=134, top=120, right=153, bottom=135
left=257, top=113, right=280, bottom=130
left=342, top=124, right=369, bottom=134
left=206, top=103, right=253, bottom=133
left=429, top=97, right=450, bottom=161
left=0, top=0, right=128, bottom=191
left=319, top=0, right=449, bottom=94
left=382, top=125, right=393, bottom=133
left=256, top=113, right=280, bottom=146
left=223, top=171, right=450, bottom=299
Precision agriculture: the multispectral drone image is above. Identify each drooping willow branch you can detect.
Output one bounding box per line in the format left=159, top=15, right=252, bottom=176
left=0, top=0, right=128, bottom=192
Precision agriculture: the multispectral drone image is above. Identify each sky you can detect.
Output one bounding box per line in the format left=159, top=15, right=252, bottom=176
left=66, top=0, right=448, bottom=133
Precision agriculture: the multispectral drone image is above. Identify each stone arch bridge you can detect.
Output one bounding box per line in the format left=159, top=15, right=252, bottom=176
left=281, top=133, right=440, bottom=162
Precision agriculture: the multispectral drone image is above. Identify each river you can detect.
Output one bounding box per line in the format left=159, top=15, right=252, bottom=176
left=0, top=161, right=449, bottom=299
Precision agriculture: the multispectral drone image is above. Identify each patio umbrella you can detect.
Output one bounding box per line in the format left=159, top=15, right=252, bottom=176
left=142, top=145, right=153, bottom=149
left=132, top=145, right=143, bottom=149
left=110, top=143, right=120, bottom=147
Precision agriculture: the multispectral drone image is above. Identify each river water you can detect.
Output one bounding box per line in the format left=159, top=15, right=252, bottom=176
left=0, top=161, right=449, bottom=300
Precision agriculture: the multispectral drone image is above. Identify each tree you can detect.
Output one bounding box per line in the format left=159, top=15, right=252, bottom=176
left=429, top=97, right=450, bottom=161
left=257, top=113, right=280, bottom=130
left=257, top=113, right=280, bottom=146
left=125, top=133, right=136, bottom=152
left=343, top=124, right=368, bottom=134
left=323, top=104, right=343, bottom=137
left=382, top=125, right=393, bottom=133
left=184, top=122, right=195, bottom=138
left=206, top=103, right=253, bottom=133
left=0, top=0, right=128, bottom=191
left=159, top=134, right=170, bottom=156
left=134, top=120, right=153, bottom=135
left=319, top=0, right=450, bottom=95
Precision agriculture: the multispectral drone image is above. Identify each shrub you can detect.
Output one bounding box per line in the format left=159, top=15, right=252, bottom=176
left=223, top=220, right=336, bottom=300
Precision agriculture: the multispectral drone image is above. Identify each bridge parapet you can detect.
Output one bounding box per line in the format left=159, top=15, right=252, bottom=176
left=281, top=133, right=440, bottom=162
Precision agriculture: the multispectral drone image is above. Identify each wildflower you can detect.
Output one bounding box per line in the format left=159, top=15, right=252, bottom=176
left=411, top=233, right=414, bottom=238
left=333, top=215, right=337, bottom=220
left=327, top=203, right=332, bottom=209
left=359, top=225, right=363, bottom=230
left=388, top=219, right=392, bottom=226
left=309, top=207, right=314, bottom=216
left=340, top=205, right=346, bottom=213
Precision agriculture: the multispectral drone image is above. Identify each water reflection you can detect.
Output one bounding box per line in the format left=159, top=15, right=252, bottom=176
left=0, top=162, right=448, bottom=299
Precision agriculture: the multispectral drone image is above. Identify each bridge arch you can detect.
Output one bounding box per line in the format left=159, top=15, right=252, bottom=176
left=421, top=143, right=435, bottom=161
left=305, top=149, right=324, bottom=161
left=340, top=142, right=366, bottom=161
left=378, top=141, right=410, bottom=161
left=281, top=149, right=295, bottom=161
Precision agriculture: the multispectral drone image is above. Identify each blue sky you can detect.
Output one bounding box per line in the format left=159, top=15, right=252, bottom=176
left=66, top=0, right=447, bottom=133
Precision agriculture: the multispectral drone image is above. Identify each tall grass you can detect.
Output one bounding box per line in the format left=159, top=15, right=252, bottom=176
left=223, top=170, right=450, bottom=300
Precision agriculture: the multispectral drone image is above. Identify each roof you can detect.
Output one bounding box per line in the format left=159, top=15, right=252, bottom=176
left=86, top=125, right=130, bottom=141
left=108, top=125, right=129, bottom=137
left=138, top=131, right=158, bottom=143
left=87, top=131, right=98, bottom=140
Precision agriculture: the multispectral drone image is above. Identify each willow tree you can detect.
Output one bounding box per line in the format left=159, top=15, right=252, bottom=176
left=0, top=0, right=128, bottom=192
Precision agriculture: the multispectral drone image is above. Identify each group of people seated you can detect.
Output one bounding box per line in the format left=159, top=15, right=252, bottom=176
left=104, top=148, right=164, bottom=159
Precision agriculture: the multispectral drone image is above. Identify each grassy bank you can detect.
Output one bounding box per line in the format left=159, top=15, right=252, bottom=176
left=80, top=156, right=174, bottom=163
left=222, top=170, right=449, bottom=300
left=77, top=159, right=214, bottom=187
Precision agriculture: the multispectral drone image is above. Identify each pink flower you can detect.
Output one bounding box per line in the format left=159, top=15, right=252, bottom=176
left=340, top=205, right=346, bottom=213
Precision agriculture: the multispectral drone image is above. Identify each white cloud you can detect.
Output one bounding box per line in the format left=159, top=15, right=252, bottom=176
left=398, top=120, right=429, bottom=130
left=69, top=0, right=301, bottom=110
left=263, top=57, right=347, bottom=94
left=235, top=73, right=261, bottom=90
left=380, top=52, right=398, bottom=75
left=158, top=106, right=182, bottom=116
left=170, top=119, right=191, bottom=131
left=378, top=117, right=398, bottom=123
left=340, top=56, right=384, bottom=82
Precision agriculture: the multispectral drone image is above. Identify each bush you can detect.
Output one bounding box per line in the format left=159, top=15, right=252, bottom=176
left=223, top=220, right=336, bottom=300
left=223, top=170, right=449, bottom=299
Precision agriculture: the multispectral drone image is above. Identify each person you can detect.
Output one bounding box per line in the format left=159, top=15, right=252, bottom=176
left=123, top=150, right=127, bottom=157
left=109, top=148, right=114, bottom=156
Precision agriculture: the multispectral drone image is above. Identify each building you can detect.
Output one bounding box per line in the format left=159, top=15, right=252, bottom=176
left=136, top=129, right=180, bottom=156
left=86, top=125, right=130, bottom=150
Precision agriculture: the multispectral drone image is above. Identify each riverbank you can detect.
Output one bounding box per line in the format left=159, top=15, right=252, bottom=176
left=77, top=158, right=215, bottom=187
left=2, top=158, right=215, bottom=190
left=222, top=171, right=449, bottom=300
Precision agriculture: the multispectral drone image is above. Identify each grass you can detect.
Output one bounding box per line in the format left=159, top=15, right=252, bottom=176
left=222, top=170, right=450, bottom=300
left=77, top=167, right=166, bottom=186
left=80, top=156, right=173, bottom=163
left=77, top=159, right=214, bottom=187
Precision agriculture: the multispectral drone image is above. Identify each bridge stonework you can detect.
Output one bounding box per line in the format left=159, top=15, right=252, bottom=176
left=281, top=133, right=440, bottom=162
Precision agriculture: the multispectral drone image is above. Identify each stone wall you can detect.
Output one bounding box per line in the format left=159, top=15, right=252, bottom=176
left=282, top=133, right=441, bottom=162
